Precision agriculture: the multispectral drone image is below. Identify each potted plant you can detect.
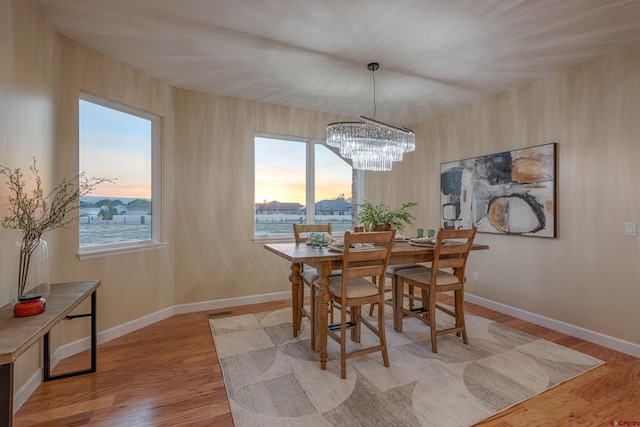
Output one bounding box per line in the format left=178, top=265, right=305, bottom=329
left=357, top=200, right=417, bottom=234
left=0, top=158, right=111, bottom=316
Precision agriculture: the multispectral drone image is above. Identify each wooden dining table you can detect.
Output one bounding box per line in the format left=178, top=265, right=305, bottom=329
left=264, top=239, right=489, bottom=371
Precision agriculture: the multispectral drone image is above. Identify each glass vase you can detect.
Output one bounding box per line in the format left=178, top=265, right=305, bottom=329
left=10, top=239, right=50, bottom=305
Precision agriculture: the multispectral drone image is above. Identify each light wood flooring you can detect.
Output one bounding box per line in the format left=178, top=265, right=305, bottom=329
left=13, top=297, right=640, bottom=426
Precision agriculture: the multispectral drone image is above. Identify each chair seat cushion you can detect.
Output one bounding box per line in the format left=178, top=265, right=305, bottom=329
left=386, top=263, right=424, bottom=275
left=396, top=266, right=460, bottom=286
left=327, top=276, right=379, bottom=299
left=302, top=269, right=341, bottom=284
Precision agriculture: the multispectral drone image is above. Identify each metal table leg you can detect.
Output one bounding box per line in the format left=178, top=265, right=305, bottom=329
left=43, top=291, right=97, bottom=381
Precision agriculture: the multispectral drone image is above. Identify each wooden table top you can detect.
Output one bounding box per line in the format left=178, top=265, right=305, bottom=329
left=0, top=280, right=101, bottom=365
left=264, top=240, right=489, bottom=264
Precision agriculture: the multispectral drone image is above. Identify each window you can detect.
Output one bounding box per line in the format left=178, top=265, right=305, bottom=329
left=254, top=134, right=356, bottom=238
left=79, top=93, right=162, bottom=256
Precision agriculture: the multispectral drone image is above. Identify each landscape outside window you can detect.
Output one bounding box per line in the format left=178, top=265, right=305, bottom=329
left=79, top=96, right=154, bottom=248
left=255, top=135, right=353, bottom=236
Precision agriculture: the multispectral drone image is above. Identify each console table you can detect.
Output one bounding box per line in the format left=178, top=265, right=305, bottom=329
left=0, top=280, right=100, bottom=426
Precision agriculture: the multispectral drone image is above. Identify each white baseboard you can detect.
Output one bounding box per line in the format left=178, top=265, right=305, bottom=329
left=51, top=305, right=176, bottom=367
left=173, top=291, right=291, bottom=314
left=15, top=290, right=638, bottom=414
left=466, top=293, right=640, bottom=358
left=12, top=369, right=42, bottom=415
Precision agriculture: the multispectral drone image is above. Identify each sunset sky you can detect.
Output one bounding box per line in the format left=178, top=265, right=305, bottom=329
left=255, top=137, right=352, bottom=204
left=79, top=99, right=152, bottom=199
left=80, top=102, right=351, bottom=204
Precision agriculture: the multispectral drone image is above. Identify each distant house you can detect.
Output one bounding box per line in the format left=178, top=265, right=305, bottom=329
left=254, top=200, right=351, bottom=215
left=255, top=201, right=304, bottom=214
left=128, top=200, right=151, bottom=208
left=79, top=202, right=128, bottom=219
left=314, top=199, right=352, bottom=216
left=256, top=199, right=351, bottom=216
left=127, top=200, right=151, bottom=215
left=79, top=206, right=101, bottom=219
left=113, top=204, right=128, bottom=215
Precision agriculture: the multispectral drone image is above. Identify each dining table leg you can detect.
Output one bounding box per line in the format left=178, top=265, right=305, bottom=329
left=289, top=262, right=302, bottom=337
left=393, top=274, right=403, bottom=332
left=315, top=260, right=332, bottom=370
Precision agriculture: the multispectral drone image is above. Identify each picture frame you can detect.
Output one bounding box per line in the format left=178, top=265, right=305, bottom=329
left=440, top=143, right=557, bottom=237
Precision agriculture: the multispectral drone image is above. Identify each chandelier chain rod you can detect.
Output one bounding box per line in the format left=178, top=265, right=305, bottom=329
left=371, top=66, right=377, bottom=120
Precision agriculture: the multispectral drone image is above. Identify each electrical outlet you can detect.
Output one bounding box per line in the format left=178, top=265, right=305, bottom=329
left=473, top=272, right=479, bottom=281
left=625, top=223, right=636, bottom=237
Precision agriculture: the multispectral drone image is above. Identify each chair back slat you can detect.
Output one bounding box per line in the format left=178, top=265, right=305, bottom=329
left=344, top=264, right=384, bottom=280
left=436, top=257, right=466, bottom=269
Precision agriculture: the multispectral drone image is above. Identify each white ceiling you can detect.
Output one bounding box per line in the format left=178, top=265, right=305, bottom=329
left=36, top=0, right=640, bottom=127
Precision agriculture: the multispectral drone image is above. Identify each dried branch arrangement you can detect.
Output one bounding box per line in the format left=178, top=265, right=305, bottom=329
left=0, top=158, right=113, bottom=297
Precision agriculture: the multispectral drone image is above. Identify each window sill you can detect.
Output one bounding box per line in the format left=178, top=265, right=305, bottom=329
left=77, top=241, right=167, bottom=260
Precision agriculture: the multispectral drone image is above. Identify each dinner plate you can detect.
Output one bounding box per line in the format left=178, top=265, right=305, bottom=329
left=408, top=238, right=458, bottom=247
left=328, top=243, right=375, bottom=252
left=409, top=237, right=437, bottom=245
left=409, top=241, right=436, bottom=247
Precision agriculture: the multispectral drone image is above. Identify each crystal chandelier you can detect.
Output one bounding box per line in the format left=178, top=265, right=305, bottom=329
left=327, top=63, right=415, bottom=171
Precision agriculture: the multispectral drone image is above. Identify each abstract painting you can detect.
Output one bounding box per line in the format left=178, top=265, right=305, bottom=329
left=440, top=143, right=557, bottom=237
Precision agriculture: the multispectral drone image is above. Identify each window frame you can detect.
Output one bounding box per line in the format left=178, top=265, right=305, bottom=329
left=253, top=132, right=361, bottom=242
left=77, top=92, right=165, bottom=260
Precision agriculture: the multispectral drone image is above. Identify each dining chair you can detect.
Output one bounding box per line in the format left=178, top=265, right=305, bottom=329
left=292, top=223, right=339, bottom=336
left=321, top=229, right=395, bottom=379
left=367, top=224, right=424, bottom=316
left=395, top=227, right=477, bottom=353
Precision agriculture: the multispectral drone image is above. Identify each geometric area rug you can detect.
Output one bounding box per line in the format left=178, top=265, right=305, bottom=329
left=209, top=307, right=604, bottom=427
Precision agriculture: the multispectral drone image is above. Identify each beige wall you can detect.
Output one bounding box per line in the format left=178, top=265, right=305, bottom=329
left=53, top=34, right=176, bottom=324
left=367, top=44, right=640, bottom=345
left=173, top=90, right=349, bottom=303
left=0, top=0, right=60, bottom=390
left=1, top=0, right=176, bottom=391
